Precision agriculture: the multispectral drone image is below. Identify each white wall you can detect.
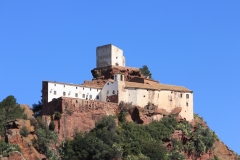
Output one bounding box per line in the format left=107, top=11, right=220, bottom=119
left=127, top=88, right=137, bottom=105
left=111, top=45, right=125, bottom=67
left=47, top=82, right=101, bottom=102
left=158, top=90, right=193, bottom=121
left=100, top=80, right=118, bottom=102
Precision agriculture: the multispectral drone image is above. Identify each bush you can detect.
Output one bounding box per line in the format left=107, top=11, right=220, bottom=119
left=20, top=126, right=29, bottom=137
left=0, top=140, right=21, bottom=157
left=54, top=111, right=61, bottom=120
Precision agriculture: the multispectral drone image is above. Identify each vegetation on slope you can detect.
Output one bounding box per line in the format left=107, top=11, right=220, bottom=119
left=58, top=107, right=218, bottom=160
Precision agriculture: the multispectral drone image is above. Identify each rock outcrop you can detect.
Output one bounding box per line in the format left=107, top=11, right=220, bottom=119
left=20, top=104, right=34, bottom=119
left=6, top=119, right=43, bottom=160
left=91, top=65, right=142, bottom=81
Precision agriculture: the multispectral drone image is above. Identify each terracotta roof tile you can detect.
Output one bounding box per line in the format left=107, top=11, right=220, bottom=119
left=125, top=81, right=191, bottom=92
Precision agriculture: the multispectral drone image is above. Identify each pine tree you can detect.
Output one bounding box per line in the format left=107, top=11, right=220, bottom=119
left=140, top=65, right=152, bottom=78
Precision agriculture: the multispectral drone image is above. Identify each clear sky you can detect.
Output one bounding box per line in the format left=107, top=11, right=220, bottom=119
left=0, top=1, right=239, bottom=154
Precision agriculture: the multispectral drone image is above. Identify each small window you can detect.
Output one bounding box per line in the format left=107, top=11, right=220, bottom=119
left=107, top=83, right=109, bottom=85
left=76, top=87, right=77, bottom=89
left=54, top=84, right=56, bottom=86
left=129, top=94, right=130, bottom=96
left=116, top=57, right=118, bottom=59
left=83, top=88, right=84, bottom=90
left=115, top=63, right=119, bottom=66
left=54, top=91, right=56, bottom=95
left=115, top=75, right=117, bottom=81
left=63, top=92, right=66, bottom=96
left=97, top=89, right=98, bottom=91
left=90, top=95, right=92, bottom=99
left=186, top=102, right=188, bottom=106
left=113, top=90, right=115, bottom=94
left=82, top=94, right=85, bottom=98
left=121, top=75, right=123, bottom=81
left=64, top=85, right=65, bottom=88
left=180, top=94, right=182, bottom=98
left=186, top=94, right=189, bottom=99
left=143, top=95, right=145, bottom=97
left=90, top=88, right=91, bottom=91
left=107, top=90, right=109, bottom=94
left=96, top=95, right=99, bottom=99
left=75, top=93, right=78, bottom=97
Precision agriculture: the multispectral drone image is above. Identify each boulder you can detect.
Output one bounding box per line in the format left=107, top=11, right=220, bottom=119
left=20, top=104, right=33, bottom=119
left=170, top=107, right=182, bottom=115
left=154, top=108, right=170, bottom=116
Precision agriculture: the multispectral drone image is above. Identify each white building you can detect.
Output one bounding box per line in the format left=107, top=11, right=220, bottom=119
left=42, top=44, right=194, bottom=121
left=42, top=81, right=102, bottom=104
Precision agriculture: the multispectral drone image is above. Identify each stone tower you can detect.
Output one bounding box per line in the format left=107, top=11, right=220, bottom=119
left=96, top=44, right=126, bottom=68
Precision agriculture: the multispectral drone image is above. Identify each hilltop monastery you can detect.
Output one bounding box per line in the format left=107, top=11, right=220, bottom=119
left=42, top=44, right=193, bottom=121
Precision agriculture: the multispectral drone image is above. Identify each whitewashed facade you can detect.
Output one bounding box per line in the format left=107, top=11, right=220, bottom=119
left=43, top=81, right=101, bottom=103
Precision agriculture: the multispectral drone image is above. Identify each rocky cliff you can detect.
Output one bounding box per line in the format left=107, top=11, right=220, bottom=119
left=1, top=104, right=239, bottom=160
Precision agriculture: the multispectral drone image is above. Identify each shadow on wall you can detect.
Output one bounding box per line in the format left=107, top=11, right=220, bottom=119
left=131, top=107, right=143, bottom=124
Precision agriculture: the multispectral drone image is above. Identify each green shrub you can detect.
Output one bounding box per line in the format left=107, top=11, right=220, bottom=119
left=0, top=140, right=21, bottom=157
left=20, top=126, right=29, bottom=137
left=54, top=111, right=61, bottom=120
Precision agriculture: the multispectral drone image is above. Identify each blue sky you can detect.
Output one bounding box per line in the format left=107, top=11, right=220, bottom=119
left=0, top=1, right=239, bottom=154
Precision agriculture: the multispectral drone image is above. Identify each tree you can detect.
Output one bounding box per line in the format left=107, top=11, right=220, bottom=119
left=32, top=101, right=43, bottom=117
left=140, top=65, right=152, bottom=78
left=0, top=95, right=26, bottom=139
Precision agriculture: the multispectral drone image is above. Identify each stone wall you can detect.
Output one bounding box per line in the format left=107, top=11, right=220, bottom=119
left=42, top=97, right=118, bottom=141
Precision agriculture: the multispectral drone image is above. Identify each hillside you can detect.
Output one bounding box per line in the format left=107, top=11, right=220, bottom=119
left=0, top=97, right=239, bottom=160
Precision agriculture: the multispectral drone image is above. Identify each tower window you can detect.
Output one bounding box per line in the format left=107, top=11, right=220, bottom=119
left=186, top=94, right=189, bottom=99
left=82, top=94, right=85, bottom=98
left=96, top=95, right=99, bottom=99
left=186, top=102, right=188, bottom=106
left=63, top=92, right=66, bottom=96
left=54, top=91, right=56, bottom=95
left=121, top=75, right=123, bottom=81
left=113, top=90, right=115, bottom=94
left=75, top=93, right=78, bottom=97
left=76, top=87, right=77, bottom=89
